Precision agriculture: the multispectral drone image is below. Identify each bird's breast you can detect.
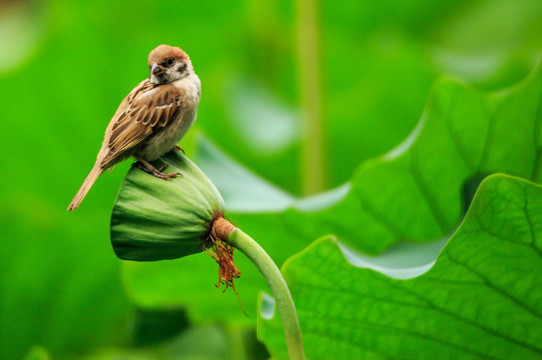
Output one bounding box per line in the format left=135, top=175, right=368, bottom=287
left=136, top=74, right=201, bottom=161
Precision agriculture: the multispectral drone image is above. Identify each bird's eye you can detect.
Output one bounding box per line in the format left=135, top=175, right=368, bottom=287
left=166, top=57, right=174, bottom=66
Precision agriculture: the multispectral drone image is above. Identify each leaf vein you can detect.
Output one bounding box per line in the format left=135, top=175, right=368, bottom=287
left=442, top=93, right=477, bottom=171
left=523, top=186, right=542, bottom=259
left=531, top=73, right=542, bottom=181
left=302, top=313, right=503, bottom=360
left=445, top=252, right=542, bottom=321
left=371, top=272, right=542, bottom=354
left=409, top=151, right=449, bottom=232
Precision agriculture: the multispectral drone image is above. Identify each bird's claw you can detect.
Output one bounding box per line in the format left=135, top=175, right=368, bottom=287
left=152, top=171, right=181, bottom=179
left=136, top=160, right=181, bottom=179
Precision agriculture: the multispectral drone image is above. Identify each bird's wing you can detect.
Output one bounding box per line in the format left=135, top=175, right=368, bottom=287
left=100, top=80, right=181, bottom=166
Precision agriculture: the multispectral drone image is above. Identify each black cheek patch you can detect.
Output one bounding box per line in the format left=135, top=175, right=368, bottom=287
left=178, top=63, right=187, bottom=73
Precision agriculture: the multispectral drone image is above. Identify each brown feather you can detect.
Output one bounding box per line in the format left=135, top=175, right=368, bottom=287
left=67, top=163, right=104, bottom=211
left=68, top=79, right=183, bottom=210
left=102, top=80, right=180, bottom=166
left=148, top=45, right=189, bottom=66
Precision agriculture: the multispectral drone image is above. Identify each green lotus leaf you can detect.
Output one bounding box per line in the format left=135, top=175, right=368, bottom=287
left=22, top=347, right=50, bottom=360
left=260, top=174, right=542, bottom=359
left=228, top=65, right=542, bottom=256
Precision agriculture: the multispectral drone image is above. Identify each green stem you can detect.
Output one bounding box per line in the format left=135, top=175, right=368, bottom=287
left=296, top=0, right=325, bottom=195
left=226, top=227, right=306, bottom=360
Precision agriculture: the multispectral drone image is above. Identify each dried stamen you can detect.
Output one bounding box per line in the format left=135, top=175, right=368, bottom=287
left=203, top=214, right=248, bottom=315
left=204, top=229, right=241, bottom=292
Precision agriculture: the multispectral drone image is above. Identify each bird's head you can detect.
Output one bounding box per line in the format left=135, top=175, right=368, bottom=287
left=148, top=45, right=193, bottom=85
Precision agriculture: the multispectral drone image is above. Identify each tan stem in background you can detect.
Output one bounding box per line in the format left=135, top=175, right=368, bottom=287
left=296, top=0, right=326, bottom=195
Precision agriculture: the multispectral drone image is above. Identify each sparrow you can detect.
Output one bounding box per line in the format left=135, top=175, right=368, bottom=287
left=67, top=45, right=201, bottom=211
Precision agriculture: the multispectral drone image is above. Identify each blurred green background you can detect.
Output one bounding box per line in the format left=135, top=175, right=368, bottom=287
left=1, top=0, right=541, bottom=359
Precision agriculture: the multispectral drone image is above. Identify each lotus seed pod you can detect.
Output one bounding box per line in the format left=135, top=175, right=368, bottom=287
left=110, top=150, right=225, bottom=261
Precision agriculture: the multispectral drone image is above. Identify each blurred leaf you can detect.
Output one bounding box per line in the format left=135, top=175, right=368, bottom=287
left=224, top=76, right=300, bottom=155
left=195, top=134, right=297, bottom=213
left=318, top=0, right=542, bottom=188
left=78, top=324, right=268, bottom=360
left=0, top=211, right=132, bottom=360
left=0, top=2, right=48, bottom=74
left=231, top=64, right=542, bottom=257
left=78, top=325, right=231, bottom=360
left=260, top=174, right=542, bottom=359
left=204, top=0, right=542, bottom=192
left=22, top=347, right=50, bottom=360
left=432, top=0, right=542, bottom=89
left=131, top=308, right=189, bottom=346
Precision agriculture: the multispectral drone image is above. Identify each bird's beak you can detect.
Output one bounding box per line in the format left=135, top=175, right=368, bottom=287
left=151, top=63, right=165, bottom=75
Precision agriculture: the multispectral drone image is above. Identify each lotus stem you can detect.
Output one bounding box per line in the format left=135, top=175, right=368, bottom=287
left=213, top=218, right=306, bottom=360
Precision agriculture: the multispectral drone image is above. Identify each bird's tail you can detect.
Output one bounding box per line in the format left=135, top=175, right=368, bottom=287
left=67, top=164, right=104, bottom=211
